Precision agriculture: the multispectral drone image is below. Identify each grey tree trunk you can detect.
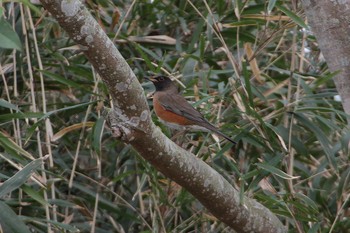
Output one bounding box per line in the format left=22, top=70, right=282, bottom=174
left=302, top=0, right=350, bottom=121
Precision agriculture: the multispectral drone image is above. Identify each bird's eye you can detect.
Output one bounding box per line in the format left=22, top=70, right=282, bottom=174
left=158, top=77, right=164, bottom=81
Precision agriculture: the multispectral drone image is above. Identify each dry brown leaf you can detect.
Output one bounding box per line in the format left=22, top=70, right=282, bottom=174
left=52, top=122, right=95, bottom=142
left=244, top=42, right=263, bottom=84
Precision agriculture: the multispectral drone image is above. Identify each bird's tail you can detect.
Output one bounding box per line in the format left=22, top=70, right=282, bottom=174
left=200, top=121, right=236, bottom=144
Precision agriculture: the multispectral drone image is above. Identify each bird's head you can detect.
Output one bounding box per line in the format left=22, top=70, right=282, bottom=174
left=145, top=75, right=177, bottom=92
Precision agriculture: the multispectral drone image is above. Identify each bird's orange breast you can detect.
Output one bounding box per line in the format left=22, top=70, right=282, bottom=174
left=153, top=98, right=193, bottom=125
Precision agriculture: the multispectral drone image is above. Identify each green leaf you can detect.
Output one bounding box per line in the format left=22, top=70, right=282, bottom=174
left=256, top=163, right=299, bottom=180
left=43, top=101, right=96, bottom=120
left=92, top=117, right=105, bottom=154
left=187, top=18, right=205, bottom=52
left=0, top=131, right=35, bottom=160
left=242, top=60, right=254, bottom=106
left=39, top=70, right=85, bottom=89
left=111, top=171, right=136, bottom=183
left=0, top=156, right=46, bottom=197
left=73, top=182, right=123, bottom=214
left=276, top=5, right=308, bottom=29
left=0, top=112, right=45, bottom=122
left=0, top=17, right=22, bottom=51
left=3, top=0, right=42, bottom=16
left=222, top=20, right=261, bottom=27
left=20, top=216, right=80, bottom=232
left=21, top=185, right=50, bottom=207
left=0, top=99, right=19, bottom=111
left=24, top=101, right=95, bottom=143
left=246, top=154, right=285, bottom=191
left=46, top=220, right=80, bottom=232
left=267, top=0, right=277, bottom=14
left=295, top=192, right=318, bottom=212
left=293, top=112, right=337, bottom=170
left=0, top=201, right=31, bottom=233
left=134, top=43, right=158, bottom=72
left=307, top=223, right=321, bottom=233
left=312, top=71, right=341, bottom=88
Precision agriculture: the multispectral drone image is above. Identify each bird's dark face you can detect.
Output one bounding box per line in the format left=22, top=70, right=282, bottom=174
left=147, top=75, right=176, bottom=92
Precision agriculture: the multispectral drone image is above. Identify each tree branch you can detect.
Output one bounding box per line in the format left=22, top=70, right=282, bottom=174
left=40, top=0, right=285, bottom=232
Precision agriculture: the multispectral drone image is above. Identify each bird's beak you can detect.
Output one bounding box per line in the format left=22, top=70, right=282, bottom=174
left=144, top=76, right=157, bottom=82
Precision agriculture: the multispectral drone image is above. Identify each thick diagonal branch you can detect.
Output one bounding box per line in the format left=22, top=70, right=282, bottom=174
left=40, top=0, right=285, bottom=232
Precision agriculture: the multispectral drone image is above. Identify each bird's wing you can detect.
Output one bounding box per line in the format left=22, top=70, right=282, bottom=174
left=157, top=92, right=208, bottom=124
left=157, top=92, right=236, bottom=144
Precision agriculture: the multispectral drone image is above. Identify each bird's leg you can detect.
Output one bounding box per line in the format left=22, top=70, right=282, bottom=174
left=170, top=128, right=188, bottom=145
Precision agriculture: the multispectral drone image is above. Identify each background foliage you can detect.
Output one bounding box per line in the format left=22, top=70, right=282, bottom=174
left=0, top=0, right=349, bottom=232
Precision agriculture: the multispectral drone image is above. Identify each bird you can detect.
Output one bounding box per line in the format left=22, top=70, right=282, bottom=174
left=146, top=75, right=236, bottom=144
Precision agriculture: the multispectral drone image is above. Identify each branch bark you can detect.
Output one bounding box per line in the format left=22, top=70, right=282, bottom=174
left=39, top=0, right=286, bottom=232
left=302, top=0, right=350, bottom=120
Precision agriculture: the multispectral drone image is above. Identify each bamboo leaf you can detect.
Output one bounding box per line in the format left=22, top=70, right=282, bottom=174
left=0, top=18, right=22, bottom=51
left=0, top=131, right=35, bottom=160
left=0, top=112, right=45, bottom=122
left=0, top=156, right=47, bottom=197
left=0, top=201, right=31, bottom=233
left=92, top=117, right=105, bottom=154
left=267, top=0, right=277, bottom=14
left=276, top=5, right=308, bottom=28
left=293, top=112, right=337, bottom=170
left=0, top=99, right=19, bottom=111
left=256, top=163, right=299, bottom=180
left=21, top=185, right=50, bottom=207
